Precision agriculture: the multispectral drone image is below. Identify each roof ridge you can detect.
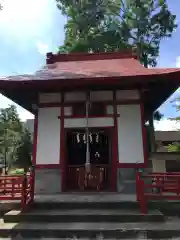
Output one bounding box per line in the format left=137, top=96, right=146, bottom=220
left=46, top=51, right=138, bottom=64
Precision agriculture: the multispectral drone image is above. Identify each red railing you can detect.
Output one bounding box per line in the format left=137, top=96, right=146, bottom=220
left=136, top=172, right=180, bottom=214
left=0, top=168, right=34, bottom=210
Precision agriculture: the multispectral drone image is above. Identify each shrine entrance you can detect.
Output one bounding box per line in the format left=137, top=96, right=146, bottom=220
left=65, top=128, right=111, bottom=191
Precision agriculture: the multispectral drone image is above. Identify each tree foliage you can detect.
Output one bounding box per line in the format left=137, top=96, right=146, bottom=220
left=56, top=0, right=177, bottom=67
left=0, top=105, right=23, bottom=171
left=56, top=0, right=176, bottom=152
left=0, top=105, right=32, bottom=172
left=14, top=129, right=32, bottom=171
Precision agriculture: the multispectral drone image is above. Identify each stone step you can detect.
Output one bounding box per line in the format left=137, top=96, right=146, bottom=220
left=3, top=209, right=164, bottom=223
left=33, top=201, right=140, bottom=210
left=0, top=238, right=153, bottom=240
left=1, top=221, right=180, bottom=239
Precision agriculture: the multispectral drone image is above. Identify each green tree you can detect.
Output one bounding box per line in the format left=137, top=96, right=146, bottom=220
left=0, top=105, right=23, bottom=173
left=14, top=129, right=32, bottom=172
left=56, top=0, right=177, bottom=67
left=56, top=0, right=175, bottom=152
left=0, top=105, right=32, bottom=173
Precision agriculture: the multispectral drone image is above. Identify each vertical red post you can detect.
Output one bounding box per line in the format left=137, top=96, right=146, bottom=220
left=32, top=112, right=38, bottom=166
left=139, top=179, right=147, bottom=214
left=21, top=175, right=27, bottom=210
left=60, top=93, right=65, bottom=192
left=111, top=91, right=118, bottom=192
left=140, top=103, right=148, bottom=168
left=31, top=112, right=38, bottom=202
left=30, top=167, right=35, bottom=204
left=12, top=179, right=15, bottom=198
left=178, top=177, right=180, bottom=195
left=136, top=171, right=140, bottom=201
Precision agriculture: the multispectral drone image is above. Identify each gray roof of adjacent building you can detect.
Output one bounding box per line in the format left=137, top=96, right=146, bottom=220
left=155, top=131, right=180, bottom=142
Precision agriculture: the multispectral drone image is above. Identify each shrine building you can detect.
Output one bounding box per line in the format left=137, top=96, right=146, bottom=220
left=0, top=51, right=179, bottom=194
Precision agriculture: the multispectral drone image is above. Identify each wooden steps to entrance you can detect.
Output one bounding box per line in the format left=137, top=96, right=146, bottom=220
left=3, top=208, right=164, bottom=223
left=1, top=194, right=180, bottom=239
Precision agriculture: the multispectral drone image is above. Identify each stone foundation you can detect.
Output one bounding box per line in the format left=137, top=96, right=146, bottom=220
left=117, top=168, right=136, bottom=194
left=35, top=168, right=61, bottom=194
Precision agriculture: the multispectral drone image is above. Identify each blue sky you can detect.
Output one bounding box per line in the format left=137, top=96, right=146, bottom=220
left=0, top=0, right=179, bottom=130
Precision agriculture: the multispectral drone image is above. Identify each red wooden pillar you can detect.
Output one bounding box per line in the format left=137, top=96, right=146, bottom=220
left=111, top=91, right=118, bottom=191
left=31, top=111, right=38, bottom=201
left=140, top=103, right=148, bottom=168
left=60, top=94, right=66, bottom=191
left=32, top=112, right=38, bottom=166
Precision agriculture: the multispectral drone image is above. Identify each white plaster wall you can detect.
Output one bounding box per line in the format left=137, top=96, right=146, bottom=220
left=64, top=92, right=86, bottom=102
left=116, top=90, right=139, bottom=100
left=64, top=117, right=114, bottom=128
left=117, top=104, right=144, bottom=163
left=90, top=91, right=113, bottom=101
left=36, top=107, right=61, bottom=165
left=39, top=93, right=61, bottom=103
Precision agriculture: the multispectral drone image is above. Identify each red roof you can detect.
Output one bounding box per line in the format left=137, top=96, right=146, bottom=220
left=0, top=52, right=179, bottom=117
left=0, top=52, right=180, bottom=82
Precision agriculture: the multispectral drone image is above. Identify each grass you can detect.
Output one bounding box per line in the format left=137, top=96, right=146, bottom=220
left=8, top=168, right=25, bottom=175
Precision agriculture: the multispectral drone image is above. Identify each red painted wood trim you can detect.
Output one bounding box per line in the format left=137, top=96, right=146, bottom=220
left=64, top=100, right=140, bottom=106
left=116, top=100, right=140, bottom=105
left=32, top=113, right=38, bottom=165
left=36, top=164, right=61, bottom=169
left=38, top=103, right=61, bottom=108
left=38, top=100, right=140, bottom=108
left=116, top=163, right=146, bottom=168
left=60, top=94, right=66, bottom=192
left=140, top=103, right=148, bottom=168
left=111, top=91, right=118, bottom=192
left=64, top=115, right=116, bottom=119
left=46, top=51, right=138, bottom=64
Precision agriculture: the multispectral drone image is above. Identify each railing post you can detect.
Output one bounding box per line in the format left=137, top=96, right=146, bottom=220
left=12, top=179, right=15, bottom=198
left=136, top=171, right=140, bottom=201
left=21, top=174, right=27, bottom=210
left=178, top=177, right=180, bottom=195
left=139, top=179, right=148, bottom=214
left=30, top=166, right=35, bottom=204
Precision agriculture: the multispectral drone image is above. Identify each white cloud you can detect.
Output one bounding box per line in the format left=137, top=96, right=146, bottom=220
left=19, top=111, right=34, bottom=122
left=0, top=0, right=49, bottom=39
left=176, top=56, right=180, bottom=68
left=154, top=119, right=180, bottom=131
left=36, top=40, right=49, bottom=55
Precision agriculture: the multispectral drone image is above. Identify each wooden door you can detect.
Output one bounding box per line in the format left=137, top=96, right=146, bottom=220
left=66, top=128, right=111, bottom=191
